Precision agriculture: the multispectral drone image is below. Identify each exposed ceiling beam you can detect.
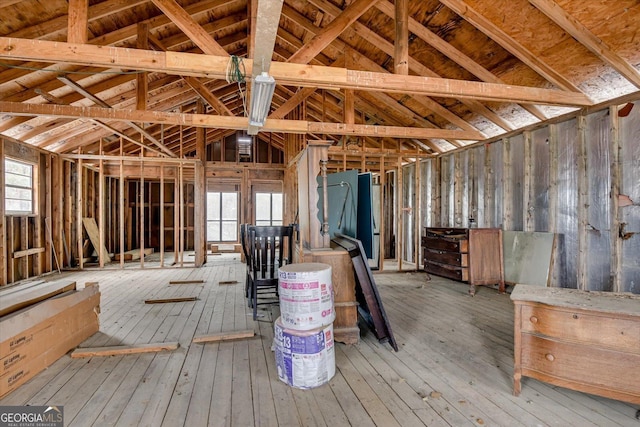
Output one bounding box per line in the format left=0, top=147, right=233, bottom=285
left=0, top=101, right=485, bottom=141
left=528, top=0, right=640, bottom=89
left=57, top=75, right=176, bottom=157
left=33, top=87, right=167, bottom=157
left=67, top=0, right=89, bottom=44
left=288, top=0, right=379, bottom=64
left=374, top=0, right=548, bottom=121
left=439, top=0, right=583, bottom=93
left=247, top=0, right=284, bottom=135
left=149, top=0, right=228, bottom=56
left=0, top=38, right=592, bottom=106
left=394, top=0, right=408, bottom=75
left=305, top=0, right=513, bottom=130
left=147, top=33, right=234, bottom=115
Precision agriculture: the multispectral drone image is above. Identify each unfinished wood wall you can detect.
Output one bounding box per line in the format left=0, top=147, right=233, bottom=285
left=1, top=139, right=58, bottom=285
left=421, top=101, right=640, bottom=294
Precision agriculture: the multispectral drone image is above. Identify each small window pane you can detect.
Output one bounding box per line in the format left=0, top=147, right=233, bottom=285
left=221, top=193, right=237, bottom=220
left=5, top=159, right=34, bottom=214
left=6, top=199, right=32, bottom=212
left=255, top=193, right=270, bottom=221
left=207, top=222, right=220, bottom=241
left=207, top=193, right=221, bottom=220
left=272, top=193, right=283, bottom=222
left=5, top=173, right=31, bottom=188
left=221, top=222, right=237, bottom=241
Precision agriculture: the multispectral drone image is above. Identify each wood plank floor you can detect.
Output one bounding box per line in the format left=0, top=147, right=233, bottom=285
left=2, top=254, right=638, bottom=426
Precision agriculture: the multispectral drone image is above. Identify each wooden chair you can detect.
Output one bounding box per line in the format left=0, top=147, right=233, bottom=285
left=248, top=225, right=294, bottom=320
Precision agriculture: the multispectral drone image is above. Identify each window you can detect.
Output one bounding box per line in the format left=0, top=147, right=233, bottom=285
left=5, top=158, right=35, bottom=214
left=207, top=192, right=238, bottom=242
left=255, top=192, right=283, bottom=226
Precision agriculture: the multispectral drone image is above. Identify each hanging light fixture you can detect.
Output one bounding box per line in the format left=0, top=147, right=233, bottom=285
left=248, top=71, right=276, bottom=133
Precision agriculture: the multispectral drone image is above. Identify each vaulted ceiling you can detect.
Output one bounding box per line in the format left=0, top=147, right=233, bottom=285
left=0, top=0, right=638, bottom=158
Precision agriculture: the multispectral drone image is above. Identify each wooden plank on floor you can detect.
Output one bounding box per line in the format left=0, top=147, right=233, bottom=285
left=169, top=279, right=204, bottom=285
left=193, top=329, right=254, bottom=343
left=144, top=297, right=198, bottom=304
left=71, top=342, right=180, bottom=358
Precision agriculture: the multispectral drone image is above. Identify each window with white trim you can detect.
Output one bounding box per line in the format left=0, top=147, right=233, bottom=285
left=5, top=158, right=35, bottom=215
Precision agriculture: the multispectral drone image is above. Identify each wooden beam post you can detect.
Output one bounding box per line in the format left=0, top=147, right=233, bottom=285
left=609, top=105, right=622, bottom=292
left=140, top=148, right=145, bottom=268
left=77, top=159, right=83, bottom=269
left=394, top=0, right=409, bottom=75
left=136, top=23, right=149, bottom=111
left=397, top=157, right=403, bottom=270
left=160, top=165, right=165, bottom=267
left=548, top=124, right=558, bottom=286
left=67, top=0, right=89, bottom=44
left=194, top=99, right=206, bottom=267
left=99, top=139, right=105, bottom=268
left=577, top=115, right=588, bottom=290
left=523, top=131, right=534, bottom=232
left=502, top=138, right=512, bottom=230
left=119, top=140, right=125, bottom=268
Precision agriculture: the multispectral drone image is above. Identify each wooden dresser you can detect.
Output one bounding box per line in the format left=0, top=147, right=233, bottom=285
left=422, top=227, right=504, bottom=294
left=511, top=285, right=640, bottom=404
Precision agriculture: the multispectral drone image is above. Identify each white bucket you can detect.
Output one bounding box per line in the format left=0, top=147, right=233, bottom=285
left=274, top=317, right=335, bottom=389
left=278, top=263, right=335, bottom=330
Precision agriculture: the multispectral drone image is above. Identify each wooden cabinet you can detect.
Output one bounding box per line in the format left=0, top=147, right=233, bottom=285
left=511, top=285, right=640, bottom=404
left=421, top=227, right=504, bottom=294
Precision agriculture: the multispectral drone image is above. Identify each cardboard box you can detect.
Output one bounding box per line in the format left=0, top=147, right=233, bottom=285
left=0, top=285, right=100, bottom=398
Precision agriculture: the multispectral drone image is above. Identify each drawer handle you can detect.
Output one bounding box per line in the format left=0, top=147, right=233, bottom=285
left=545, top=353, right=555, bottom=362
left=529, top=316, right=538, bottom=324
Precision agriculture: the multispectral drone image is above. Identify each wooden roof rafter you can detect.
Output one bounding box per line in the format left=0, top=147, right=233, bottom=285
left=528, top=0, right=640, bottom=89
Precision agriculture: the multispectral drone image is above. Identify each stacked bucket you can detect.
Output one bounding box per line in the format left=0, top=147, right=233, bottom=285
left=274, top=262, right=336, bottom=389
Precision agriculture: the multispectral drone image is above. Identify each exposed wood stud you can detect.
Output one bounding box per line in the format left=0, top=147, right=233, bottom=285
left=502, top=138, right=512, bottom=230
left=523, top=131, right=533, bottom=232
left=136, top=23, right=149, bottom=112
left=609, top=105, right=622, bottom=293
left=577, top=115, right=588, bottom=290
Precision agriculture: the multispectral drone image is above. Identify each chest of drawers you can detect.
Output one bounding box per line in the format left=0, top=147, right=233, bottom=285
left=511, top=285, right=640, bottom=404
left=422, top=227, right=504, bottom=295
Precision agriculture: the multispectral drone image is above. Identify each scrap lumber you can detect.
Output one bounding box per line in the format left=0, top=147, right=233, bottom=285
left=70, top=342, right=179, bottom=358
left=144, top=297, right=198, bottom=304
left=169, top=280, right=205, bottom=285
left=193, top=329, right=255, bottom=343
left=12, top=247, right=45, bottom=258
left=218, top=280, right=239, bottom=285
left=82, top=218, right=111, bottom=262
left=0, top=279, right=76, bottom=317
left=114, top=248, right=154, bottom=261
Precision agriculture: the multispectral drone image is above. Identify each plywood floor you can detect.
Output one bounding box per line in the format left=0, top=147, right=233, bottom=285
left=2, top=254, right=638, bottom=426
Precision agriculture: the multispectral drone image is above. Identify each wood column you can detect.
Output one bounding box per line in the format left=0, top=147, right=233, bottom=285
left=194, top=100, right=206, bottom=267
left=609, top=106, right=622, bottom=292
left=577, top=115, right=588, bottom=290
left=502, top=138, right=512, bottom=230
left=0, top=139, right=5, bottom=285
left=523, top=131, right=534, bottom=231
